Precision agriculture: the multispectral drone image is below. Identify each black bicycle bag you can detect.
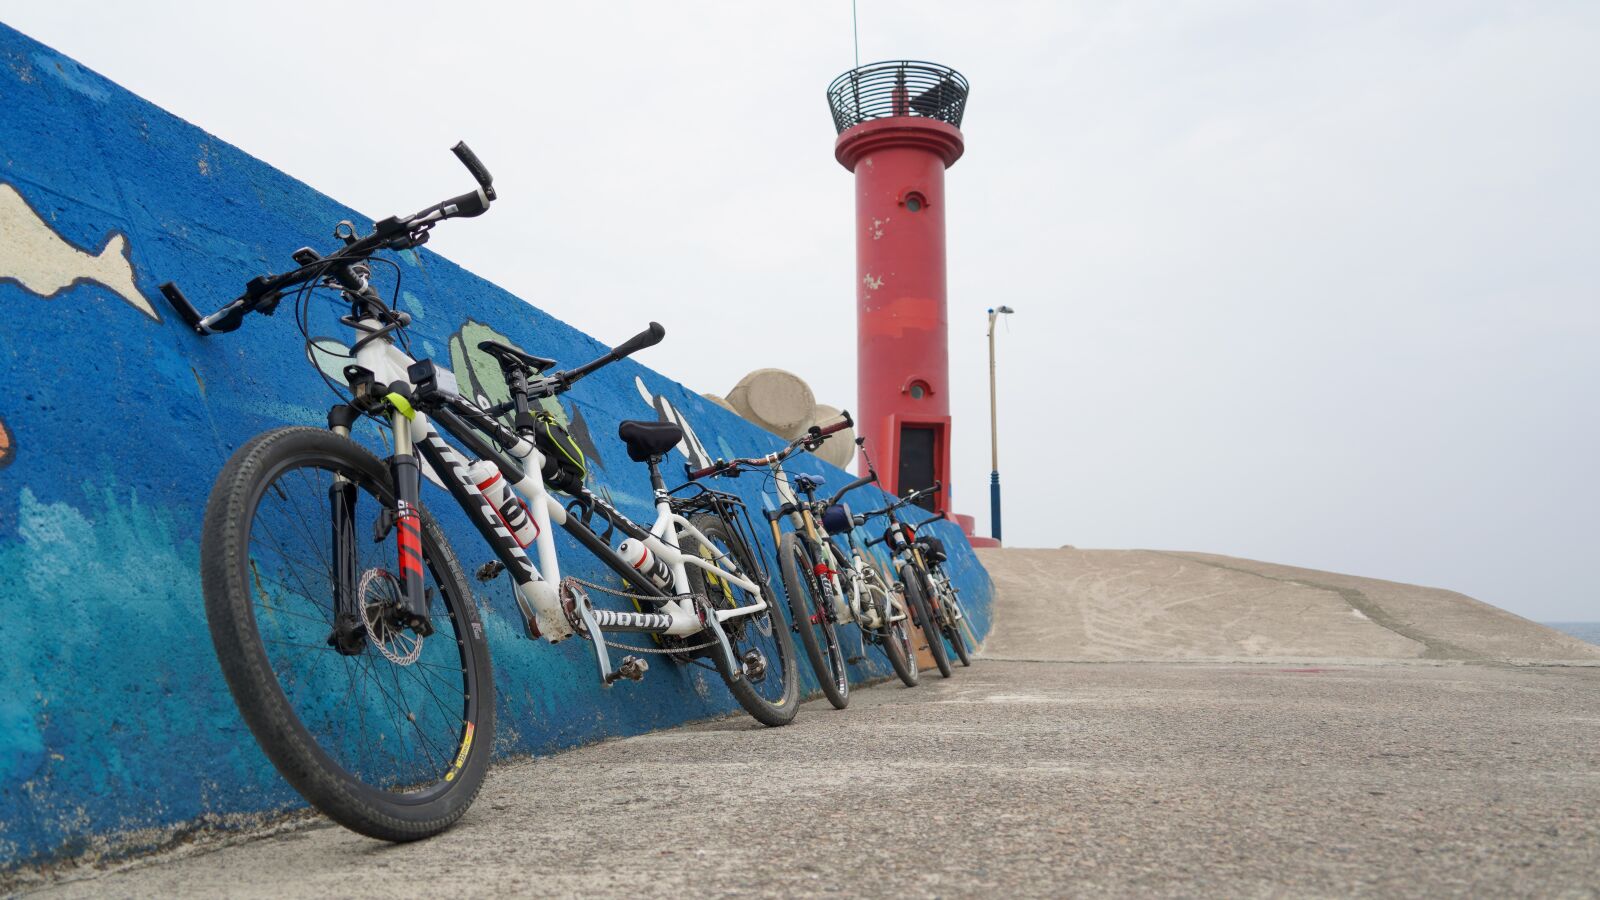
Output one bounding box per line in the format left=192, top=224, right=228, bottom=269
left=821, top=502, right=854, bottom=536
left=532, top=411, right=585, bottom=492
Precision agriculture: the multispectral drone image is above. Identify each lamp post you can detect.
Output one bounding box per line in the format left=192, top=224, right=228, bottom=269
left=987, top=305, right=1014, bottom=542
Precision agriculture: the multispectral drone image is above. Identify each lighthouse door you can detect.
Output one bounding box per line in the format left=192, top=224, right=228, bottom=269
left=898, top=425, right=938, bottom=511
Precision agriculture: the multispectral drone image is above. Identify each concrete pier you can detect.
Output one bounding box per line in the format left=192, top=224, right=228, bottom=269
left=16, top=549, right=1598, bottom=897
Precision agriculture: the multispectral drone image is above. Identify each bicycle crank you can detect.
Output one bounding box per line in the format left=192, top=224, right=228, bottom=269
left=604, top=655, right=649, bottom=685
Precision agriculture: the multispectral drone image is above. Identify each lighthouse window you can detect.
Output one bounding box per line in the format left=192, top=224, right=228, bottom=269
left=909, top=380, right=929, bottom=399
left=903, top=191, right=926, bottom=212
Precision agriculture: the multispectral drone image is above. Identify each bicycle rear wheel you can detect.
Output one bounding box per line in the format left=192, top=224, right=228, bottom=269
left=779, top=532, right=850, bottom=709
left=683, top=513, right=799, bottom=726
left=902, top=563, right=952, bottom=678
left=202, top=426, right=494, bottom=841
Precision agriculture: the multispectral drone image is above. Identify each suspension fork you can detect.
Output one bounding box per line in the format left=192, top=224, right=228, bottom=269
left=388, top=402, right=433, bottom=636
left=327, top=405, right=364, bottom=653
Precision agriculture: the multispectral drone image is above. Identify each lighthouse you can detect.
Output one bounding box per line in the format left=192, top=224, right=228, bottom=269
left=827, top=61, right=969, bottom=514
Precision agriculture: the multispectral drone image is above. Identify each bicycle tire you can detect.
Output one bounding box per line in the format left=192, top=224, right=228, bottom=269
left=930, top=575, right=972, bottom=667
left=683, top=513, right=799, bottom=726
left=902, top=563, right=952, bottom=678
left=862, top=568, right=918, bottom=687
left=779, top=532, right=850, bottom=709
left=944, top=602, right=973, bottom=667
left=202, top=426, right=494, bottom=841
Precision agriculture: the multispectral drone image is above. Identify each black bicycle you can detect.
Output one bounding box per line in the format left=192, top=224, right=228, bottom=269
left=859, top=482, right=958, bottom=678
left=161, top=144, right=797, bottom=842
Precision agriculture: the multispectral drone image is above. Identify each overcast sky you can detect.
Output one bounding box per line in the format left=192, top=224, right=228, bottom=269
left=3, top=1, right=1594, bottom=621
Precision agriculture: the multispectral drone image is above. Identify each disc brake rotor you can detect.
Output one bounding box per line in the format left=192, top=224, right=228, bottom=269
left=359, top=568, right=423, bottom=666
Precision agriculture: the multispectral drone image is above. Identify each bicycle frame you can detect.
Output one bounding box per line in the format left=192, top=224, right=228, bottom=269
left=344, top=323, right=770, bottom=684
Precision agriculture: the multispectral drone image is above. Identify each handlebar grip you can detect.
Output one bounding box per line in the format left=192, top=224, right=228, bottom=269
left=442, top=190, right=489, bottom=219
left=816, top=410, right=853, bottom=437
left=612, top=322, right=665, bottom=359
left=159, top=282, right=207, bottom=334
left=685, top=459, right=722, bottom=480
left=451, top=142, right=495, bottom=199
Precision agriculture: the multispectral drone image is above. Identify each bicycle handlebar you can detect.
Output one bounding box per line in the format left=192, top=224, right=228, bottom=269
left=826, top=469, right=876, bottom=507
left=683, top=410, right=854, bottom=481
left=852, top=480, right=941, bottom=522
left=160, top=142, right=497, bottom=336
left=549, top=322, right=664, bottom=390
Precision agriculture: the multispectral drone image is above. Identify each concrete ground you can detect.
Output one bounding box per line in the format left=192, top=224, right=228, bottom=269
left=19, top=550, right=1600, bottom=898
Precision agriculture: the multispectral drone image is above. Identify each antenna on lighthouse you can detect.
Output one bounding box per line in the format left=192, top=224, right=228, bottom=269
left=852, top=0, right=860, bottom=68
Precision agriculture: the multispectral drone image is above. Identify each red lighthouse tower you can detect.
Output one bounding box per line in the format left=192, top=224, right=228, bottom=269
left=828, top=61, right=970, bottom=512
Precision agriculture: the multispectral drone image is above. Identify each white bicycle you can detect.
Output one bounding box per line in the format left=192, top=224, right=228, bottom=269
left=161, top=144, right=798, bottom=842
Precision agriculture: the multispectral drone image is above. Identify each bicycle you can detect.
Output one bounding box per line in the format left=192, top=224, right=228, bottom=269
left=159, top=143, right=798, bottom=841
left=685, top=425, right=917, bottom=708
left=917, top=530, right=973, bottom=668
left=858, top=482, right=957, bottom=678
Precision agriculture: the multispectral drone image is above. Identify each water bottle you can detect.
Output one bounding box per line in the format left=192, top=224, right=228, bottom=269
left=466, top=459, right=540, bottom=548
left=618, top=537, right=673, bottom=590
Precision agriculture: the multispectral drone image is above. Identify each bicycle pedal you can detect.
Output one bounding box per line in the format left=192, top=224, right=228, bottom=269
left=605, top=655, right=649, bottom=684
left=475, top=560, right=505, bottom=583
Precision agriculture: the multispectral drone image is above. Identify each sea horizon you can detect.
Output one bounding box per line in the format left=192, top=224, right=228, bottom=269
left=1543, top=622, right=1600, bottom=646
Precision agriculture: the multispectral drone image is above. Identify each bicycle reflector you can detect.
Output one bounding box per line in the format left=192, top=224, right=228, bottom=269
left=821, top=503, right=854, bottom=536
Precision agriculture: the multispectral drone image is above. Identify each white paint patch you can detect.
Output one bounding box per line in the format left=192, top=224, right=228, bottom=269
left=862, top=273, right=884, bottom=290
left=0, top=183, right=157, bottom=320
left=635, top=376, right=712, bottom=470
left=1351, top=608, right=1370, bottom=621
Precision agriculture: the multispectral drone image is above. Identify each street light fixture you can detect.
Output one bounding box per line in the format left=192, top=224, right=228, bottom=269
left=987, top=306, right=1014, bottom=542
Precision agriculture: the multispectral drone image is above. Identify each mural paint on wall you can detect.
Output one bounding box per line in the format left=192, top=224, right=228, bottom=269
left=0, top=182, right=157, bottom=321
left=0, top=20, right=994, bottom=871
left=635, top=376, right=712, bottom=472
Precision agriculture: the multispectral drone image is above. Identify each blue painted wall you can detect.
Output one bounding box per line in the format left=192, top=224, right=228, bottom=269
left=0, top=23, right=992, bottom=868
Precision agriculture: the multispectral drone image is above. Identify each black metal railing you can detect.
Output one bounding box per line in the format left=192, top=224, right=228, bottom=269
left=827, top=60, right=970, bottom=134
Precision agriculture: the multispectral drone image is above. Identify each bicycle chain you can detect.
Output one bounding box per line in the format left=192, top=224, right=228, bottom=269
left=559, top=575, right=720, bottom=655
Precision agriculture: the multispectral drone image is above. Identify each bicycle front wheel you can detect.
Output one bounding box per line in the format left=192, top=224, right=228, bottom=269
left=903, top=563, right=952, bottom=678
left=934, top=579, right=972, bottom=667
left=202, top=426, right=494, bottom=841
left=862, top=568, right=917, bottom=687
left=779, top=532, right=850, bottom=709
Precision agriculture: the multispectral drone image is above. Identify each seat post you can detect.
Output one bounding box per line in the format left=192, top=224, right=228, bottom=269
left=646, top=456, right=667, bottom=494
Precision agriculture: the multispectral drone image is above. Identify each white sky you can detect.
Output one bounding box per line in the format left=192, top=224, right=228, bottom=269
left=2, top=1, right=1594, bottom=621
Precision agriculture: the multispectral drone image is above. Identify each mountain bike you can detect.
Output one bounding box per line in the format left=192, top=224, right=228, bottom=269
left=159, top=144, right=797, bottom=842
left=919, top=532, right=973, bottom=667
left=858, top=482, right=957, bottom=678
left=799, top=448, right=918, bottom=689
left=685, top=426, right=916, bottom=708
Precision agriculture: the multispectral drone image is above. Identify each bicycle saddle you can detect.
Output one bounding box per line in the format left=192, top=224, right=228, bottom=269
left=792, top=473, right=825, bottom=494
left=618, top=419, right=683, bottom=462
left=477, top=339, right=555, bottom=372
